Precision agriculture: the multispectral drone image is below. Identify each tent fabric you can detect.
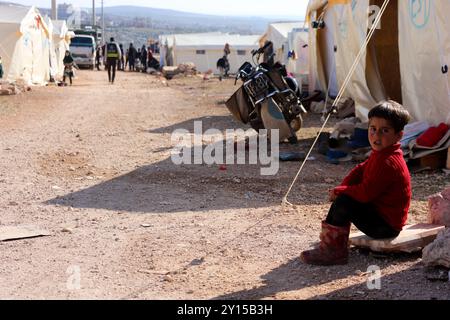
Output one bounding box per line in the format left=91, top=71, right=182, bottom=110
left=309, top=0, right=377, bottom=117
left=307, top=0, right=450, bottom=125
left=48, top=19, right=70, bottom=79
left=259, top=22, right=305, bottom=65
left=0, top=4, right=51, bottom=85
left=398, top=0, right=450, bottom=125
left=306, top=0, right=328, bottom=18
left=332, top=0, right=377, bottom=120
left=162, top=32, right=260, bottom=73
left=286, top=28, right=309, bottom=86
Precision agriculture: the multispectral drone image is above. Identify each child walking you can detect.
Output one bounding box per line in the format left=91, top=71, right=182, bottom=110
left=63, top=50, right=75, bottom=86
left=301, top=100, right=412, bottom=265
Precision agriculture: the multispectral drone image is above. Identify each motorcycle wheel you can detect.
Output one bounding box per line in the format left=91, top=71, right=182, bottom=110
left=290, top=115, right=303, bottom=132
left=260, top=98, right=292, bottom=142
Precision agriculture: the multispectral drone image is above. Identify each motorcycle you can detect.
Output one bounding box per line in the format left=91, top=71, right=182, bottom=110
left=225, top=41, right=307, bottom=143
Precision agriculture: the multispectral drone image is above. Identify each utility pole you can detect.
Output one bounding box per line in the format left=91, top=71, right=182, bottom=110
left=92, top=0, right=96, bottom=27
left=102, top=0, right=105, bottom=44
left=51, top=0, right=57, bottom=20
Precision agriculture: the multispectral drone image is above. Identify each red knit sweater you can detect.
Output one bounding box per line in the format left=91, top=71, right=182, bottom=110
left=333, top=143, right=411, bottom=231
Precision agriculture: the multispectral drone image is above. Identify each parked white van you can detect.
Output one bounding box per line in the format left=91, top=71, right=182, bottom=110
left=69, top=35, right=96, bottom=69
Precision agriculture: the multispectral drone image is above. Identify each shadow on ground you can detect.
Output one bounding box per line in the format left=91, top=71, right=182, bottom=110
left=45, top=114, right=343, bottom=213
left=213, top=250, right=443, bottom=300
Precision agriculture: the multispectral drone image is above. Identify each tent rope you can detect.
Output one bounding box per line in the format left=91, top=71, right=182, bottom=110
left=282, top=0, right=391, bottom=206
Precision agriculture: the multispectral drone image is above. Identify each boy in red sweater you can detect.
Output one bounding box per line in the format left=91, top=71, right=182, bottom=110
left=301, top=100, right=411, bottom=265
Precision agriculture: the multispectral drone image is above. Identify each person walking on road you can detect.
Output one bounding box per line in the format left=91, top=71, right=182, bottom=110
left=95, top=46, right=102, bottom=71
left=105, top=37, right=122, bottom=84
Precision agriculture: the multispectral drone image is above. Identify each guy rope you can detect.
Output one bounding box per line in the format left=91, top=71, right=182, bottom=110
left=282, top=0, right=391, bottom=206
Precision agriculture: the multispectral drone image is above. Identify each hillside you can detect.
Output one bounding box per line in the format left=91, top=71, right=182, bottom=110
left=101, top=6, right=292, bottom=35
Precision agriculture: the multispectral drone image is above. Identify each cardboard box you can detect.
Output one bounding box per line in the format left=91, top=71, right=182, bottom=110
left=419, top=149, right=447, bottom=169
left=447, top=147, right=450, bottom=169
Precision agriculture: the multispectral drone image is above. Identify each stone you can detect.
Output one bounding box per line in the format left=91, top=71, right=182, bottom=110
left=422, top=228, right=450, bottom=268
left=163, top=275, right=174, bottom=282
left=428, top=187, right=450, bottom=226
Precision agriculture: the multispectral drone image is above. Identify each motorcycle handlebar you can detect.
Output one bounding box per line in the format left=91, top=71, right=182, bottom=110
left=251, top=41, right=272, bottom=57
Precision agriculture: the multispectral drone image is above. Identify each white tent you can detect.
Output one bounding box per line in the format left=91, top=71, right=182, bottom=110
left=161, top=32, right=260, bottom=73
left=259, top=22, right=306, bottom=66
left=286, top=27, right=309, bottom=87
left=47, top=19, right=70, bottom=80
left=307, top=0, right=450, bottom=125
left=158, top=34, right=175, bottom=68
left=0, top=4, right=51, bottom=85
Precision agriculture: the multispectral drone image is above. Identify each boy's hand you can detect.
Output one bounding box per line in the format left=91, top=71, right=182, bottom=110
left=328, top=189, right=337, bottom=202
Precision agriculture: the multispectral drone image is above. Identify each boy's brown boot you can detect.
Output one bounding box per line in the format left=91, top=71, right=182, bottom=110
left=300, top=221, right=350, bottom=265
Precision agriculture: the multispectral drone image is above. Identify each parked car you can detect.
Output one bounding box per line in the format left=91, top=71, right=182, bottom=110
left=69, top=35, right=96, bottom=69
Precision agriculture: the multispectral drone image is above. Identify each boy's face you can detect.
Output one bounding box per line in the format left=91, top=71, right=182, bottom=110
left=368, top=117, right=403, bottom=151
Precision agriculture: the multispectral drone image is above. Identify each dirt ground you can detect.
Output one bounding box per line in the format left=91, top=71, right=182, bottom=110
left=0, top=69, right=448, bottom=300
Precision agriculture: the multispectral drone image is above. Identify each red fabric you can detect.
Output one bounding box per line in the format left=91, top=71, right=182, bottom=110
left=416, top=123, right=449, bottom=147
left=333, top=144, right=411, bottom=231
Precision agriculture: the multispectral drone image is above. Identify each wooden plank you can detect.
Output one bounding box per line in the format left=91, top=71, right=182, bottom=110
left=0, top=225, right=51, bottom=242
left=349, top=223, right=445, bottom=253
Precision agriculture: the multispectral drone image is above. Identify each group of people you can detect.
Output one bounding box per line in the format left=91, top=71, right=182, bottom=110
left=61, top=37, right=157, bottom=86
left=90, top=38, right=159, bottom=85
left=124, top=43, right=159, bottom=72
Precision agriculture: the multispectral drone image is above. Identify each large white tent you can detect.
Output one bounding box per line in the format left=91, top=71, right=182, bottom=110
left=0, top=4, right=51, bottom=85
left=160, top=32, right=260, bottom=73
left=307, top=0, right=450, bottom=125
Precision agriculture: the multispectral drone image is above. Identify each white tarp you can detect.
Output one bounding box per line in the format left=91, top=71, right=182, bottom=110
left=0, top=4, right=50, bottom=85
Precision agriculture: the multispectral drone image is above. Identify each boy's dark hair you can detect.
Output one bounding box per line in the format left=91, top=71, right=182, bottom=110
left=368, top=100, right=411, bottom=132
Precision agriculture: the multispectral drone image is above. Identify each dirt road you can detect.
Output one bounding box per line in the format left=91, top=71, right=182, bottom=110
left=0, top=70, right=448, bottom=299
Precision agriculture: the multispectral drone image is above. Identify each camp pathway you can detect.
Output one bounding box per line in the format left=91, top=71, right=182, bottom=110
left=0, top=70, right=447, bottom=299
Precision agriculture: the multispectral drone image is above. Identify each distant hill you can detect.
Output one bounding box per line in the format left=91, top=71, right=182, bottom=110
left=0, top=2, right=303, bottom=47
left=100, top=6, right=296, bottom=35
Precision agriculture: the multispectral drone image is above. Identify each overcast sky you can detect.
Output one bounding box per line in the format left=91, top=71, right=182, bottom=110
left=10, top=0, right=308, bottom=17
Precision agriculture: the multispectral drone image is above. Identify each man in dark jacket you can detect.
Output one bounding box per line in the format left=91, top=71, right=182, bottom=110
left=105, top=37, right=122, bottom=84
left=0, top=55, right=4, bottom=79
left=128, top=43, right=137, bottom=71
left=140, top=45, right=147, bottom=72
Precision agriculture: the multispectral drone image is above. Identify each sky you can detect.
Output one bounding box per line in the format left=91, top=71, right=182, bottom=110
left=10, top=0, right=309, bottom=17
